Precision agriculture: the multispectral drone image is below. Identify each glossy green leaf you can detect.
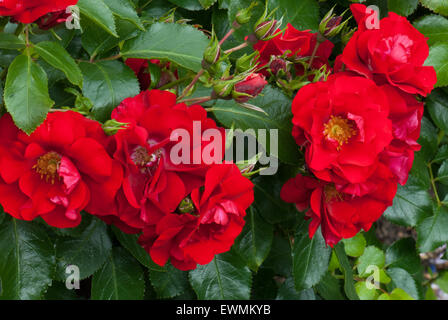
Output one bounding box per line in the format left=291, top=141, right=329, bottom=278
left=77, top=0, right=118, bottom=37
left=355, top=281, right=379, bottom=300
left=334, top=243, right=359, bottom=300
left=427, top=89, right=448, bottom=132
left=121, top=22, right=210, bottom=72
left=418, top=117, right=439, bottom=161
left=414, top=15, right=448, bottom=45
left=112, top=226, right=165, bottom=271
left=315, top=272, right=345, bottom=300
left=417, top=205, right=448, bottom=253
left=425, top=43, right=448, bottom=87
left=189, top=251, right=252, bottom=300
left=91, top=248, right=145, bottom=300
left=388, top=0, right=418, bottom=16
left=150, top=264, right=190, bottom=299
left=0, top=33, right=25, bottom=50
left=0, top=218, right=55, bottom=300
left=79, top=60, right=140, bottom=122
left=55, top=218, right=112, bottom=280
left=387, top=267, right=420, bottom=300
left=342, top=233, right=366, bottom=258
left=292, top=227, right=331, bottom=291
left=435, top=271, right=448, bottom=293
left=357, top=246, right=385, bottom=277
left=419, top=0, right=448, bottom=16
left=385, top=238, right=422, bottom=277
left=34, top=41, right=83, bottom=87
left=168, top=0, right=203, bottom=10
left=276, top=277, right=316, bottom=300
left=4, top=54, right=54, bottom=134
left=234, top=206, right=273, bottom=271
left=105, top=0, right=144, bottom=30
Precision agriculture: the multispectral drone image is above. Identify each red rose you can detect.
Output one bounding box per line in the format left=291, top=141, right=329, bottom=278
left=253, top=23, right=334, bottom=77
left=292, top=74, right=393, bottom=192
left=233, top=73, right=267, bottom=103
left=35, top=9, right=70, bottom=30
left=0, top=0, right=78, bottom=24
left=125, top=58, right=178, bottom=91
left=0, top=111, right=122, bottom=228
left=98, top=89, right=225, bottom=232
left=281, top=167, right=397, bottom=246
left=138, top=163, right=254, bottom=270
left=339, top=4, right=437, bottom=97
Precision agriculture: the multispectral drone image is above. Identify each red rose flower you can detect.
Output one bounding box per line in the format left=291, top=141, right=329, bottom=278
left=0, top=0, right=78, bottom=24
left=0, top=111, right=122, bottom=228
left=339, top=4, right=437, bottom=97
left=253, top=23, right=334, bottom=77
left=233, top=73, right=268, bottom=103
left=138, top=163, right=254, bottom=271
left=98, top=89, right=225, bottom=232
left=35, top=9, right=70, bottom=30
left=292, top=74, right=393, bottom=192
left=281, top=167, right=397, bottom=246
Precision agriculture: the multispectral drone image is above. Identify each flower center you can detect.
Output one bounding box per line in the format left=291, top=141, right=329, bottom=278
left=176, top=196, right=198, bottom=216
left=323, top=115, right=357, bottom=150
left=33, top=151, right=61, bottom=184
left=131, top=146, right=161, bottom=168
left=324, top=184, right=343, bottom=203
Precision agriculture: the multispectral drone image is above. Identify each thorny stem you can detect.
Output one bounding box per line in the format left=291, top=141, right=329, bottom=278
left=177, top=69, right=205, bottom=101
left=158, top=76, right=190, bottom=90
left=179, top=96, right=212, bottom=105
left=219, top=28, right=235, bottom=45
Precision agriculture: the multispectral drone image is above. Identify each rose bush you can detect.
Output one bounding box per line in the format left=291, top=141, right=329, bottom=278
left=0, top=0, right=447, bottom=302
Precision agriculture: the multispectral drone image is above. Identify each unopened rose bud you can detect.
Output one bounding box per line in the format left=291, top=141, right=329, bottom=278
left=213, top=80, right=234, bottom=99
left=319, top=7, right=349, bottom=38
left=341, top=25, right=356, bottom=45
left=102, top=119, right=129, bottom=136
left=270, top=58, right=287, bottom=76
left=232, top=73, right=267, bottom=103
left=254, top=19, right=282, bottom=41
left=203, top=31, right=221, bottom=65
left=235, top=2, right=258, bottom=26
left=235, top=52, right=259, bottom=73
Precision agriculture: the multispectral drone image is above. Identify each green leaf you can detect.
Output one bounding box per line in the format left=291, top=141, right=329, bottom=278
left=355, top=281, right=379, bottom=300
left=388, top=287, right=415, bottom=300
left=199, top=0, right=218, bottom=9
left=34, top=41, right=83, bottom=87
left=112, top=226, right=165, bottom=271
left=315, top=272, right=345, bottom=300
left=386, top=238, right=422, bottom=277
left=425, top=43, right=448, bottom=88
left=168, top=0, right=204, bottom=10
left=414, top=15, right=448, bottom=45
left=435, top=271, right=448, bottom=293
left=212, top=85, right=301, bottom=164
left=357, top=246, right=385, bottom=277
left=334, top=243, right=359, bottom=300
left=55, top=218, right=112, bottom=280
left=437, top=160, right=448, bottom=185
left=189, top=251, right=252, bottom=300
left=91, top=247, right=145, bottom=300
left=149, top=264, right=190, bottom=299
left=384, top=183, right=432, bottom=227
left=419, top=0, right=448, bottom=16
left=387, top=267, right=420, bottom=300
left=263, top=235, right=293, bottom=276
left=4, top=54, right=54, bottom=134
left=271, top=0, right=320, bottom=31
left=77, top=0, right=118, bottom=37
left=418, top=117, right=438, bottom=161
left=44, top=281, right=80, bottom=300
left=417, top=205, right=448, bottom=253
left=0, top=217, right=55, bottom=300
left=0, top=33, right=25, bottom=50
left=342, top=233, right=366, bottom=258
left=292, top=227, right=331, bottom=291
left=388, top=0, right=418, bottom=16
left=234, top=206, right=273, bottom=271
left=121, top=22, right=210, bottom=73
left=105, top=0, right=144, bottom=30
left=434, top=144, right=448, bottom=163
left=79, top=60, right=140, bottom=122
left=276, top=277, right=316, bottom=300
left=427, top=89, right=448, bottom=132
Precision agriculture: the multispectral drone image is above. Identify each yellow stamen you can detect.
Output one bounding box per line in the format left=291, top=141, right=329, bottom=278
left=323, top=115, right=357, bottom=150
left=32, top=151, right=61, bottom=184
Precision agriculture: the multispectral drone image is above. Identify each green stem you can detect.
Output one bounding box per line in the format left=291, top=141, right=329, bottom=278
left=428, top=162, right=442, bottom=207
left=158, top=76, right=190, bottom=90
left=224, top=42, right=248, bottom=55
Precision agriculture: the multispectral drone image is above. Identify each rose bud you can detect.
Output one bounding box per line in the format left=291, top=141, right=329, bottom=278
left=319, top=7, right=349, bottom=38
left=232, top=73, right=267, bottom=103
left=270, top=57, right=288, bottom=76
left=213, top=80, right=234, bottom=99
left=203, top=31, right=221, bottom=66
left=235, top=2, right=258, bottom=27
left=235, top=52, right=259, bottom=73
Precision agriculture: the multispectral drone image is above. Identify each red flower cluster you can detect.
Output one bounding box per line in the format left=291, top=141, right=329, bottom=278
left=0, top=0, right=77, bottom=24
left=253, top=23, right=334, bottom=77
left=0, top=89, right=254, bottom=270
left=281, top=4, right=435, bottom=246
